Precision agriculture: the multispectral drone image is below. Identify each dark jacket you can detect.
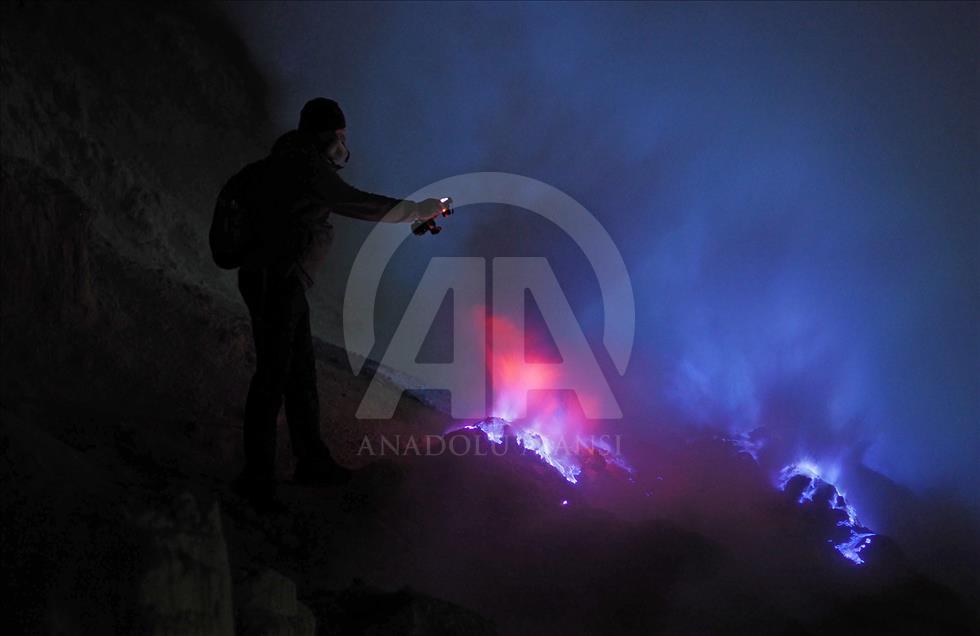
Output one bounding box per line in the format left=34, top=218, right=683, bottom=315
left=252, top=129, right=421, bottom=289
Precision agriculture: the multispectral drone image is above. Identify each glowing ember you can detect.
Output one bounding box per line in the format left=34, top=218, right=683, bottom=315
left=777, top=461, right=876, bottom=565
left=456, top=417, right=632, bottom=485
left=459, top=417, right=581, bottom=483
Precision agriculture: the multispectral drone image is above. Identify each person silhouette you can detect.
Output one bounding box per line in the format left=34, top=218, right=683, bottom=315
left=233, top=97, right=447, bottom=511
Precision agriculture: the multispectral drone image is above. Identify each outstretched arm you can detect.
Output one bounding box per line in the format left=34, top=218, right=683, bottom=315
left=310, top=165, right=421, bottom=223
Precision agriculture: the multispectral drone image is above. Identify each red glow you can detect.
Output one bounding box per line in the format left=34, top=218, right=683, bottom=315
left=455, top=307, right=632, bottom=484
left=484, top=309, right=588, bottom=447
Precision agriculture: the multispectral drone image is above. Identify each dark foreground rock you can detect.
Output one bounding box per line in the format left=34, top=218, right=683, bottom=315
left=128, top=493, right=235, bottom=636
left=234, top=568, right=316, bottom=636
left=306, top=582, right=494, bottom=636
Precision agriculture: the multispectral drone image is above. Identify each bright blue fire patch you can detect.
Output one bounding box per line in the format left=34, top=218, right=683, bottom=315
left=777, top=462, right=877, bottom=565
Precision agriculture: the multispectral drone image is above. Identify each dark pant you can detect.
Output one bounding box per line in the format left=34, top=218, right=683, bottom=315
left=238, top=267, right=326, bottom=481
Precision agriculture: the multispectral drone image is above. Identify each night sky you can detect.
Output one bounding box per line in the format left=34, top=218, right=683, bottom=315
left=222, top=1, right=978, bottom=519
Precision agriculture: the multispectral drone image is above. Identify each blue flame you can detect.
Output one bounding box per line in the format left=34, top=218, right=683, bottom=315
left=777, top=461, right=876, bottom=565
left=459, top=417, right=582, bottom=483
left=836, top=531, right=875, bottom=565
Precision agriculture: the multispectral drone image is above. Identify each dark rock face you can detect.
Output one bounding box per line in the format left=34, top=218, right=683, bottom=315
left=1, top=1, right=269, bottom=420
left=128, top=493, right=235, bottom=636
left=1, top=2, right=269, bottom=287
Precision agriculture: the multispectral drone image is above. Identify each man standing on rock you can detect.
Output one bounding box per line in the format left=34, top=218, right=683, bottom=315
left=234, top=97, right=447, bottom=510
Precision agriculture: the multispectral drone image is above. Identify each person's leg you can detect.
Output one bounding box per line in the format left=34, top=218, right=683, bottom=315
left=283, top=285, right=326, bottom=460
left=238, top=268, right=303, bottom=486
left=284, top=284, right=352, bottom=485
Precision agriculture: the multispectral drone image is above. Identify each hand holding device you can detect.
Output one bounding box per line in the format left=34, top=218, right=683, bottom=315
left=412, top=197, right=454, bottom=236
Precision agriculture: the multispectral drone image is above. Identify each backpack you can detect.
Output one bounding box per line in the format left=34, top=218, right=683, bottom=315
left=209, top=158, right=275, bottom=269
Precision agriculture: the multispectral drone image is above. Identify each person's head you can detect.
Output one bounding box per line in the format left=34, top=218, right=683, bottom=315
left=299, top=97, right=349, bottom=169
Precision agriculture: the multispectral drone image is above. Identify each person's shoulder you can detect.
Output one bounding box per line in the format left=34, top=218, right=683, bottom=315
left=270, top=129, right=332, bottom=172
left=271, top=129, right=309, bottom=155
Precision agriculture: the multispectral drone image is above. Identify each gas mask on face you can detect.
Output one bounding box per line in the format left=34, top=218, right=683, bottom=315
left=324, top=135, right=350, bottom=170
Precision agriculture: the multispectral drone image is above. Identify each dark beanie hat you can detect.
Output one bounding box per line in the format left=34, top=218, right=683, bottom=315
left=299, top=98, right=346, bottom=133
